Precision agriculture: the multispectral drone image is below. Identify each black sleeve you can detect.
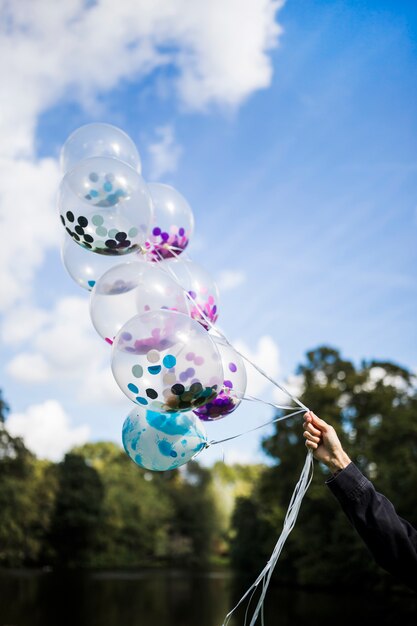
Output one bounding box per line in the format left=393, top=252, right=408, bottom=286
left=326, top=462, right=417, bottom=591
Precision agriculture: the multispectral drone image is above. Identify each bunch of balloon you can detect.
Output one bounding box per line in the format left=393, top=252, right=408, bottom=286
left=58, top=123, right=248, bottom=473
left=57, top=125, right=317, bottom=626
left=58, top=123, right=153, bottom=290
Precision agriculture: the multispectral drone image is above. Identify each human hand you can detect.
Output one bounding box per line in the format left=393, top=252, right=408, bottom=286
left=303, top=411, right=351, bottom=474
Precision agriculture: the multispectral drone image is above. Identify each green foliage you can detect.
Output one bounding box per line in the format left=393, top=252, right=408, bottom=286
left=2, top=345, right=415, bottom=588
left=0, top=413, right=228, bottom=569
left=73, top=442, right=173, bottom=567
left=231, top=346, right=417, bottom=589
left=48, top=453, right=104, bottom=567
left=0, top=389, right=9, bottom=423
left=0, top=425, right=56, bottom=566
left=230, top=496, right=274, bottom=572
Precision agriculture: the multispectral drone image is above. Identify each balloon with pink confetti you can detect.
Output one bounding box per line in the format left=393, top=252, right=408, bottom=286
left=90, top=260, right=189, bottom=344
left=194, top=337, right=247, bottom=421
left=111, top=310, right=224, bottom=414
left=145, top=183, right=194, bottom=260
left=161, top=258, right=220, bottom=330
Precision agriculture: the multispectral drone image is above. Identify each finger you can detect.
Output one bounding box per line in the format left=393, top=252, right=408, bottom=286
left=303, top=431, right=320, bottom=444
left=304, top=424, right=321, bottom=437
left=310, top=412, right=329, bottom=431
left=304, top=411, right=313, bottom=422
left=305, top=440, right=318, bottom=450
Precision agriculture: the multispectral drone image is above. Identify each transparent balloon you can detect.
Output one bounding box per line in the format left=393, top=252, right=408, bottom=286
left=122, top=406, right=207, bottom=471
left=111, top=310, right=223, bottom=413
left=90, top=261, right=189, bottom=344
left=58, top=156, right=152, bottom=255
left=194, top=337, right=247, bottom=421
left=61, top=234, right=126, bottom=291
left=60, top=123, right=142, bottom=174
left=161, top=258, right=219, bottom=329
left=145, top=183, right=194, bottom=260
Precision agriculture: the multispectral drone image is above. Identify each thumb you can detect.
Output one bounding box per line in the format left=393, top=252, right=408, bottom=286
left=310, top=412, right=329, bottom=432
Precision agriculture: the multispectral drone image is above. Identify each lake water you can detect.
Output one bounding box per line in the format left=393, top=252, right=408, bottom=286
left=0, top=569, right=416, bottom=626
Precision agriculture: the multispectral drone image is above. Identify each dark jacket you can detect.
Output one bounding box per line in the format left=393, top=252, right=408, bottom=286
left=326, top=462, right=417, bottom=592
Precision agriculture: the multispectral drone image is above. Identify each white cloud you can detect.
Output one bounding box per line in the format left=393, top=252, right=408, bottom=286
left=1, top=304, right=50, bottom=345
left=272, top=374, right=305, bottom=407
left=4, top=294, right=127, bottom=405
left=361, top=366, right=411, bottom=393
left=7, top=352, right=51, bottom=383
left=222, top=447, right=261, bottom=466
left=0, top=0, right=284, bottom=310
left=5, top=295, right=98, bottom=382
left=32, top=297, right=98, bottom=371
left=0, top=0, right=284, bottom=160
left=6, top=399, right=90, bottom=462
left=78, top=361, right=128, bottom=406
left=233, top=335, right=281, bottom=399
left=148, top=125, right=183, bottom=180
left=0, top=157, right=61, bottom=311
left=217, top=269, right=246, bottom=291
left=175, top=0, right=284, bottom=110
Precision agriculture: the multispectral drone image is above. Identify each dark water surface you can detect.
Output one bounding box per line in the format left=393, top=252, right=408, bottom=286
left=0, top=569, right=416, bottom=626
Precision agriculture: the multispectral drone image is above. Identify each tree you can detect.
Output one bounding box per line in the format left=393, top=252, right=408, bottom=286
left=48, top=452, right=104, bottom=567
left=0, top=392, right=56, bottom=566
left=0, top=389, right=9, bottom=423
left=73, top=441, right=174, bottom=567
left=231, top=346, right=417, bottom=590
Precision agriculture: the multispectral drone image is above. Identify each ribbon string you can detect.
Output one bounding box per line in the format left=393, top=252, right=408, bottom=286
left=206, top=408, right=305, bottom=447
left=145, top=242, right=313, bottom=626
left=149, top=244, right=309, bottom=415
left=222, top=451, right=314, bottom=626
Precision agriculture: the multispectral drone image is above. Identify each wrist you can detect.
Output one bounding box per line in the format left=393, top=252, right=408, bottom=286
left=327, top=451, right=351, bottom=474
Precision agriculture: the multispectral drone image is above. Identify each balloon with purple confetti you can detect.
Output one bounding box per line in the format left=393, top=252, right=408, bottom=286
left=161, top=258, right=220, bottom=330
left=145, top=183, right=194, bottom=260
left=194, top=337, right=247, bottom=421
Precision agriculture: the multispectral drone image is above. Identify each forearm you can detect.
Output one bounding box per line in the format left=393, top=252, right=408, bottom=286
left=326, top=463, right=417, bottom=591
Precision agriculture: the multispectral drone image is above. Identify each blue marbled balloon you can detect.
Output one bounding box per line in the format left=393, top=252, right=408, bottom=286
left=122, top=408, right=207, bottom=471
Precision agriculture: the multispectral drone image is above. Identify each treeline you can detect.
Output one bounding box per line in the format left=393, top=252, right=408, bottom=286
left=1, top=346, right=416, bottom=591
left=0, top=395, right=261, bottom=568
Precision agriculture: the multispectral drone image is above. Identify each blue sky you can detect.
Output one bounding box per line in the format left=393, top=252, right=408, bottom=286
left=0, top=0, right=416, bottom=465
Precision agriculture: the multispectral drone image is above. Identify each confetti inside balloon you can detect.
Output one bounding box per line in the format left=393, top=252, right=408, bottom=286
left=122, top=407, right=207, bottom=471
left=90, top=260, right=189, bottom=343
left=58, top=156, right=152, bottom=255
left=60, top=123, right=142, bottom=174
left=145, top=183, right=194, bottom=260
left=111, top=310, right=223, bottom=413
left=194, top=337, right=247, bottom=421
left=161, top=258, right=219, bottom=329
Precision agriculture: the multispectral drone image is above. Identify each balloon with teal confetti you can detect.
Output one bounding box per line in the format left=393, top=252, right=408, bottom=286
left=122, top=407, right=207, bottom=471
left=58, top=156, right=152, bottom=256
left=111, top=310, right=224, bottom=413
